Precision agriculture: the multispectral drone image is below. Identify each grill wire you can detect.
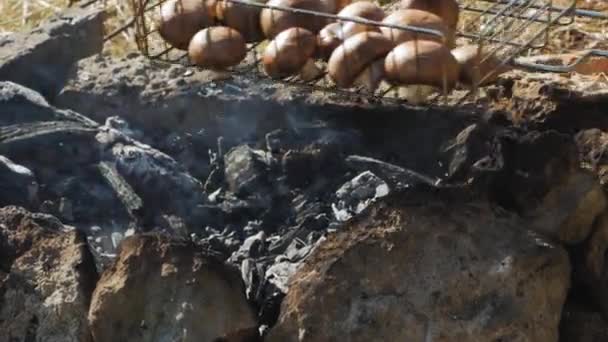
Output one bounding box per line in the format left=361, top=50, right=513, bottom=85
left=125, top=0, right=608, bottom=106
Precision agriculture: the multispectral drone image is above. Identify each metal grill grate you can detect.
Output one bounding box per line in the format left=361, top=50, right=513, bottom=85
left=127, top=0, right=608, bottom=106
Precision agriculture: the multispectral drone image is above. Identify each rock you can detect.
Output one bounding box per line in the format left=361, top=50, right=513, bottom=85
left=461, top=128, right=605, bottom=244
left=332, top=171, right=389, bottom=221
left=572, top=211, right=608, bottom=318
left=576, top=128, right=608, bottom=185
left=224, top=145, right=273, bottom=197
left=441, top=123, right=498, bottom=182
left=0, top=207, right=98, bottom=342
left=0, top=120, right=100, bottom=170
left=527, top=169, right=606, bottom=244
left=0, top=81, right=97, bottom=126
left=0, top=206, right=62, bottom=269
left=88, top=234, right=259, bottom=342
left=559, top=302, right=608, bottom=342
left=0, top=155, right=38, bottom=208
left=267, top=189, right=571, bottom=342
left=55, top=53, right=476, bottom=143
left=0, top=7, right=105, bottom=101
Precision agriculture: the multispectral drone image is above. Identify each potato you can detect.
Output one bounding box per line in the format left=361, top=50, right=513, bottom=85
left=158, top=0, right=215, bottom=50
left=328, top=31, right=394, bottom=88
left=188, top=26, right=247, bottom=69
left=319, top=0, right=352, bottom=13
left=451, top=44, right=512, bottom=86
left=260, top=0, right=332, bottom=39
left=384, top=39, right=460, bottom=90
left=317, top=2, right=386, bottom=59
left=399, top=0, right=460, bottom=30
left=216, top=0, right=265, bottom=42
left=381, top=9, right=454, bottom=47
left=263, top=27, right=318, bottom=79
left=317, top=21, right=380, bottom=60
left=338, top=1, right=385, bottom=21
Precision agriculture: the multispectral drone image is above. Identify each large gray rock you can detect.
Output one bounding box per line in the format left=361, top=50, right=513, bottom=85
left=0, top=81, right=98, bottom=126
left=267, top=189, right=571, bottom=342
left=0, top=7, right=104, bottom=101
left=88, top=234, right=259, bottom=342
left=0, top=206, right=98, bottom=342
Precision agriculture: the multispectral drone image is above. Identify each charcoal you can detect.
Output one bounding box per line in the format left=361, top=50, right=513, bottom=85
left=189, top=204, right=226, bottom=232
left=268, top=219, right=319, bottom=255
left=224, top=145, right=273, bottom=197
left=96, top=125, right=206, bottom=226
left=219, top=194, right=273, bottom=226
left=241, top=258, right=265, bottom=301
left=46, top=167, right=134, bottom=226
left=265, top=129, right=294, bottom=153
left=284, top=239, right=315, bottom=262
left=0, top=155, right=38, bottom=208
left=441, top=123, right=498, bottom=182
left=97, top=162, right=143, bottom=220
left=204, top=164, right=225, bottom=193
left=265, top=260, right=299, bottom=294
left=292, top=195, right=327, bottom=225
left=229, top=231, right=267, bottom=264
left=256, top=281, right=285, bottom=332
left=345, top=155, right=439, bottom=189
left=158, top=131, right=213, bottom=181
left=332, top=171, right=390, bottom=221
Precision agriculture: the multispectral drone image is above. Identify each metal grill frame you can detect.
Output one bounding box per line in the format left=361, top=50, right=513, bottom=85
left=126, top=0, right=608, bottom=106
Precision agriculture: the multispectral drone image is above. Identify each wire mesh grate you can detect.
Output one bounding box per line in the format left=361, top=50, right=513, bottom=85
left=126, top=0, right=608, bottom=106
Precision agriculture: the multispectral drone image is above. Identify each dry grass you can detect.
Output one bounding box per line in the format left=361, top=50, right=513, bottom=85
left=0, top=0, right=605, bottom=63
left=0, top=0, right=138, bottom=56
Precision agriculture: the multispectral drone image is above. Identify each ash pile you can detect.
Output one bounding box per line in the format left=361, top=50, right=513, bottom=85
left=2, top=4, right=608, bottom=342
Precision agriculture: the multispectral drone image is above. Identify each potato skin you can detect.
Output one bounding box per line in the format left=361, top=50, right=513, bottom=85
left=216, top=0, right=265, bottom=42
left=317, top=2, right=385, bottom=60
left=263, top=27, right=317, bottom=78
left=338, top=1, right=385, bottom=21
left=328, top=31, right=394, bottom=88
left=158, top=0, right=215, bottom=50
left=399, top=0, right=460, bottom=29
left=188, top=26, right=247, bottom=69
left=451, top=45, right=511, bottom=86
left=380, top=9, right=454, bottom=47
left=317, top=21, right=380, bottom=60
left=260, top=0, right=332, bottom=39
left=322, top=0, right=352, bottom=13
left=384, top=39, right=460, bottom=89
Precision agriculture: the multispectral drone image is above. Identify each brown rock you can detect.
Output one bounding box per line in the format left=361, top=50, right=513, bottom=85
left=88, top=234, right=258, bottom=342
left=574, top=212, right=608, bottom=318
left=527, top=170, right=607, bottom=244
left=267, top=190, right=571, bottom=342
left=560, top=303, right=608, bottom=342
left=576, top=128, right=608, bottom=186
left=0, top=206, right=61, bottom=270
left=0, top=210, right=98, bottom=342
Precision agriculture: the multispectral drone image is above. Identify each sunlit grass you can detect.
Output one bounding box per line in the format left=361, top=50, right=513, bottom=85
left=1, top=0, right=604, bottom=59
left=0, top=0, right=138, bottom=56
